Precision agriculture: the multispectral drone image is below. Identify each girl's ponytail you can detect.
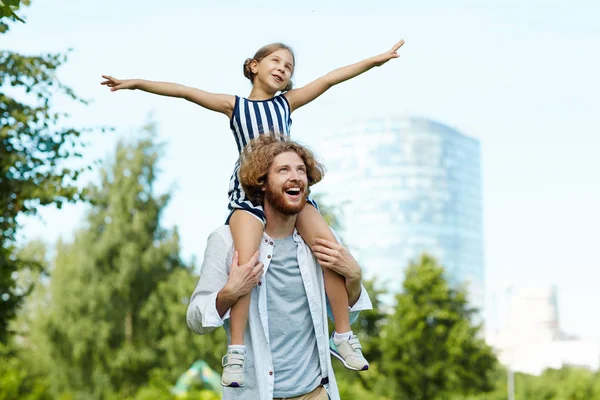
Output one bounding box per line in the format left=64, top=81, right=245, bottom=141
left=243, top=58, right=254, bottom=82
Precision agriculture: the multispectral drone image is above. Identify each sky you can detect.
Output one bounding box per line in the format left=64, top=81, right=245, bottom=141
left=4, top=0, right=600, bottom=339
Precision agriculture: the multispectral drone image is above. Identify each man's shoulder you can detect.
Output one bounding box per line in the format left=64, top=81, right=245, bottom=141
left=208, top=225, right=233, bottom=244
left=204, top=226, right=235, bottom=260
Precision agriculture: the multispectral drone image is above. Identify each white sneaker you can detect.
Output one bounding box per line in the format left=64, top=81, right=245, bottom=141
left=329, top=332, right=369, bottom=371
left=221, top=350, right=245, bottom=387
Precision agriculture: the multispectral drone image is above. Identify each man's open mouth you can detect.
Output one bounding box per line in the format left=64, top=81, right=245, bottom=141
left=284, top=187, right=302, bottom=197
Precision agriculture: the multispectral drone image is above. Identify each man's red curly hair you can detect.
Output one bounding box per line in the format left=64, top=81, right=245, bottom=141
left=239, top=135, right=325, bottom=205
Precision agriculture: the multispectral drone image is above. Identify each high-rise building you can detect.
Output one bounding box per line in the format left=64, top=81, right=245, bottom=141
left=317, top=117, right=484, bottom=311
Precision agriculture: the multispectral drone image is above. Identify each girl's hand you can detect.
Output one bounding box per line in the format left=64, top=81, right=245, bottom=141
left=100, top=75, right=137, bottom=91
left=372, top=40, right=405, bottom=67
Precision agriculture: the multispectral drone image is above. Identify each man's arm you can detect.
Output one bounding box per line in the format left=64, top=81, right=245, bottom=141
left=311, top=237, right=364, bottom=307
left=215, top=250, right=262, bottom=317
left=313, top=236, right=373, bottom=325
left=187, top=232, right=263, bottom=334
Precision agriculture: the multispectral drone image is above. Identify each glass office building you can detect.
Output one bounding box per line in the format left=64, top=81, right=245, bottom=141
left=317, top=117, right=484, bottom=311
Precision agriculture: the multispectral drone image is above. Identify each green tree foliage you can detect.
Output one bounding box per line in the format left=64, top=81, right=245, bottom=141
left=513, top=367, right=600, bottom=400
left=28, top=128, right=225, bottom=398
left=334, top=278, right=393, bottom=399
left=0, top=0, right=27, bottom=32
left=378, top=254, right=497, bottom=400
left=459, top=366, right=600, bottom=400
left=0, top=240, right=52, bottom=399
left=1, top=0, right=93, bottom=343
left=0, top=342, right=52, bottom=400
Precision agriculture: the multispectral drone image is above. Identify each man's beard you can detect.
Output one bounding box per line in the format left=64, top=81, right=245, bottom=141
left=264, top=182, right=307, bottom=216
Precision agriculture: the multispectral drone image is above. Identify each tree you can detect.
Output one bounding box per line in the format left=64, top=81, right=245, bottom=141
left=334, top=277, right=395, bottom=400
left=0, top=0, right=27, bottom=32
left=0, top=239, right=52, bottom=400
left=515, top=367, right=600, bottom=400
left=457, top=366, right=600, bottom=400
left=29, top=127, right=225, bottom=399
left=1, top=0, right=94, bottom=343
left=0, top=342, right=52, bottom=400
left=380, top=254, right=498, bottom=400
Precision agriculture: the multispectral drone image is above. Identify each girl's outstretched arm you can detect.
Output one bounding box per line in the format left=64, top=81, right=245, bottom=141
left=284, top=40, right=404, bottom=112
left=100, top=76, right=235, bottom=117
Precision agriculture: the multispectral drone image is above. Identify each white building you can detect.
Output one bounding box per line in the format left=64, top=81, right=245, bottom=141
left=489, top=286, right=600, bottom=375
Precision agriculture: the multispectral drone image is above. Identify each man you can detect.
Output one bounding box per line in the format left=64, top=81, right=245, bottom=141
left=187, top=136, right=372, bottom=400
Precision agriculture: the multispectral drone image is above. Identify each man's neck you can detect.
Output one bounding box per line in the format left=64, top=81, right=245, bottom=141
left=263, top=202, right=298, bottom=239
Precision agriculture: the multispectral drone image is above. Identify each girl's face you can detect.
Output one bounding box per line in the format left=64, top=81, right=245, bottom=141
left=251, top=48, right=294, bottom=93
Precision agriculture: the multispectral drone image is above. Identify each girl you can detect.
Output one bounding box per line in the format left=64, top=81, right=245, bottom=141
left=101, top=39, right=404, bottom=387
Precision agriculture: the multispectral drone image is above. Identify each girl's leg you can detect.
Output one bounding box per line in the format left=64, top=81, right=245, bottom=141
left=296, top=205, right=351, bottom=334
left=297, top=204, right=368, bottom=371
left=228, top=210, right=264, bottom=345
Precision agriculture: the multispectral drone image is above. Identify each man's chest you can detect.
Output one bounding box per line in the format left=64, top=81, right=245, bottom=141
left=265, top=238, right=307, bottom=304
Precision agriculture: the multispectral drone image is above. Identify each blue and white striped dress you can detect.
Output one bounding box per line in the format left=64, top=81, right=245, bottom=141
left=226, top=94, right=317, bottom=224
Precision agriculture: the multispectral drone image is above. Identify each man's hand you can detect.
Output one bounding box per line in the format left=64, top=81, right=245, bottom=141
left=312, top=238, right=363, bottom=305
left=216, top=250, right=263, bottom=318
left=312, top=239, right=360, bottom=280
left=226, top=250, right=264, bottom=296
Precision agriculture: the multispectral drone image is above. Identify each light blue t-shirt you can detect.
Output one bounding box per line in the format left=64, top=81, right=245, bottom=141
left=266, top=235, right=322, bottom=398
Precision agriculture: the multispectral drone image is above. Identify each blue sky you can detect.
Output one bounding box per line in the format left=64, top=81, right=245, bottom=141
left=5, top=0, right=600, bottom=338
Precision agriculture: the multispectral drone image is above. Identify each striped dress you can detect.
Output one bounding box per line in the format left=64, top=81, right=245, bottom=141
left=226, top=94, right=317, bottom=224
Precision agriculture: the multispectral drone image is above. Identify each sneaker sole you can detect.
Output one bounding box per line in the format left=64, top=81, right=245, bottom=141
left=329, top=348, right=369, bottom=371
left=221, top=380, right=244, bottom=388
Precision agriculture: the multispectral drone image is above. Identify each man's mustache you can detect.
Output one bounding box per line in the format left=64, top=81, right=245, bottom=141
left=283, top=180, right=305, bottom=190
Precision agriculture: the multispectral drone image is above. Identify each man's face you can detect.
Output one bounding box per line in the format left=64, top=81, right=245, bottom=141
left=263, top=151, right=308, bottom=215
